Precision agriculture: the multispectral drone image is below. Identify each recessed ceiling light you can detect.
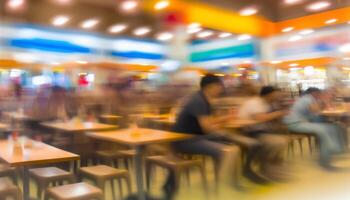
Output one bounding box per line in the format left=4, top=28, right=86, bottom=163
left=221, top=62, right=230, bottom=66
left=288, top=35, right=303, bottom=42
left=188, top=23, right=201, bottom=29
left=121, top=0, right=138, bottom=11
left=76, top=60, right=88, bottom=64
left=306, top=1, right=331, bottom=11
left=187, top=27, right=202, bottom=34
left=339, top=43, right=350, bottom=53
left=55, top=0, right=72, bottom=5
left=270, top=60, right=283, bottom=64
left=154, top=0, right=169, bottom=10
left=133, top=27, right=151, bottom=36
left=52, top=15, right=70, bottom=26
left=289, top=63, right=299, bottom=67
left=325, top=18, right=338, bottom=24
left=237, top=34, right=252, bottom=41
left=156, top=32, right=173, bottom=41
left=239, top=7, right=258, bottom=16
left=7, top=0, right=24, bottom=9
left=299, top=29, right=314, bottom=35
left=282, top=27, right=294, bottom=32
left=80, top=18, right=99, bottom=29
left=218, top=32, right=232, bottom=38
left=284, top=0, right=303, bottom=5
left=108, top=24, right=128, bottom=33
left=197, top=30, right=214, bottom=38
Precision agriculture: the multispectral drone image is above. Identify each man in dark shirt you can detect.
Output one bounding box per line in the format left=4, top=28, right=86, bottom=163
left=163, top=74, right=241, bottom=198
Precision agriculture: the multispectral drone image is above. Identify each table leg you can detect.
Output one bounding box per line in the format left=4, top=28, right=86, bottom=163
left=22, top=166, right=30, bottom=200
left=134, top=146, right=146, bottom=200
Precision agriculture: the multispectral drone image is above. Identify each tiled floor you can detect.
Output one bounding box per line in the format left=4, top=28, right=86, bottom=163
left=23, top=153, right=350, bottom=200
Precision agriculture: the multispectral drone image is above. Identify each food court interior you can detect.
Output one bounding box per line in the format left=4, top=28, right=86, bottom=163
left=1, top=0, right=350, bottom=200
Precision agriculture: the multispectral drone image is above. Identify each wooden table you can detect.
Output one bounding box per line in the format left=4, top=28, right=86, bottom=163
left=41, top=121, right=118, bottom=132
left=321, top=109, right=349, bottom=117
left=2, top=112, right=35, bottom=123
left=225, top=119, right=261, bottom=129
left=0, top=139, right=79, bottom=200
left=100, top=114, right=122, bottom=120
left=86, top=128, right=191, bottom=200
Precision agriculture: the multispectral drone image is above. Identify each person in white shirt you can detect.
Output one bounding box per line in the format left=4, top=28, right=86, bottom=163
left=238, top=86, right=289, bottom=181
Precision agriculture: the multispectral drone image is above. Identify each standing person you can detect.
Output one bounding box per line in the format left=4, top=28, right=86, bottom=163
left=238, top=86, right=289, bottom=181
left=164, top=74, right=241, bottom=198
left=284, top=87, right=347, bottom=170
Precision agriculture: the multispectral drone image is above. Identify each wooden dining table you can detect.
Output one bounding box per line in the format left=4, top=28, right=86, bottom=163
left=0, top=139, right=80, bottom=200
left=225, top=119, right=261, bottom=129
left=41, top=121, right=118, bottom=133
left=86, top=128, right=192, bottom=200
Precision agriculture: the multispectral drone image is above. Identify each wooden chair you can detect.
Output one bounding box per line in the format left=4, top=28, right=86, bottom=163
left=44, top=182, right=103, bottom=200
left=288, top=131, right=317, bottom=156
left=0, top=163, right=17, bottom=184
left=145, top=155, right=208, bottom=192
left=94, top=149, right=135, bottom=170
left=79, top=165, right=131, bottom=200
left=29, top=167, right=76, bottom=199
left=0, top=177, right=22, bottom=200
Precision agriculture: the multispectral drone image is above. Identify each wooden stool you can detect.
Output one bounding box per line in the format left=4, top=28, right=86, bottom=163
left=44, top=182, right=103, bottom=200
left=145, top=155, right=208, bottom=192
left=288, top=132, right=317, bottom=156
left=79, top=165, right=131, bottom=200
left=95, top=150, right=135, bottom=169
left=29, top=167, right=76, bottom=199
left=0, top=163, right=17, bottom=184
left=0, top=177, right=22, bottom=200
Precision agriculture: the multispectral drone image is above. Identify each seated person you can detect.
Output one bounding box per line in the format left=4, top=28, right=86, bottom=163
left=164, top=74, right=241, bottom=196
left=284, top=87, right=347, bottom=170
left=238, top=86, right=289, bottom=180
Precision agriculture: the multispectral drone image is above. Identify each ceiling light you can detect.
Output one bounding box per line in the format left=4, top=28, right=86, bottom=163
left=239, top=7, right=258, bottom=16
left=306, top=1, right=331, bottom=11
left=237, top=34, right=252, bottom=41
left=80, top=18, right=99, bottom=29
left=270, top=60, right=282, bottom=64
left=187, top=23, right=201, bottom=29
left=284, top=0, right=303, bottom=5
left=339, top=43, right=350, bottom=53
left=76, top=60, right=88, bottom=64
left=156, top=32, right=173, bottom=41
left=344, top=58, right=350, bottom=61
left=187, top=27, right=202, bottom=34
left=218, top=32, right=232, bottom=38
left=55, top=0, right=72, bottom=5
left=108, top=24, right=127, bottom=33
left=52, top=15, right=69, bottom=26
left=121, top=0, right=138, bottom=11
left=7, top=0, right=24, bottom=9
left=133, top=27, right=151, bottom=36
left=289, top=63, right=299, bottom=67
left=197, top=31, right=214, bottom=38
left=282, top=27, right=294, bottom=32
left=288, top=35, right=303, bottom=42
left=299, top=29, right=314, bottom=35
left=343, top=67, right=350, bottom=71
left=154, top=0, right=169, bottom=10
left=325, top=18, right=338, bottom=24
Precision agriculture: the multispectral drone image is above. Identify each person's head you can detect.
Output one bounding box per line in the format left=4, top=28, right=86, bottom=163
left=304, top=87, right=322, bottom=98
left=200, top=74, right=224, bottom=98
left=260, top=86, right=281, bottom=103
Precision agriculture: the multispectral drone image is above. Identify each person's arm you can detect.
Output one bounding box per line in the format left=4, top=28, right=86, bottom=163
left=251, top=110, right=287, bottom=122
